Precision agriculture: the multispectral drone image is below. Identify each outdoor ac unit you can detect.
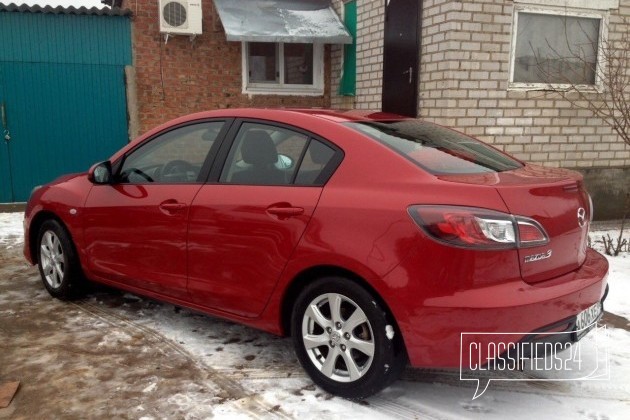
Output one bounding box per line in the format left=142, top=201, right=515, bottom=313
left=159, top=0, right=202, bottom=36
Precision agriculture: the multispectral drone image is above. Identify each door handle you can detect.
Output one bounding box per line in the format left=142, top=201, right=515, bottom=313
left=267, top=206, right=304, bottom=218
left=159, top=200, right=187, bottom=214
left=402, top=66, right=413, bottom=84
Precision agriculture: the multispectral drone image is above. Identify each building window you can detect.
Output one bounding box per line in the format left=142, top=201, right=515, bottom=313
left=242, top=42, right=323, bottom=95
left=248, top=43, right=278, bottom=83
left=509, top=7, right=607, bottom=89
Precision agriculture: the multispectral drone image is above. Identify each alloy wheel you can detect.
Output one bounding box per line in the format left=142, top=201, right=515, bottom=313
left=40, top=230, right=65, bottom=289
left=301, top=292, right=375, bottom=382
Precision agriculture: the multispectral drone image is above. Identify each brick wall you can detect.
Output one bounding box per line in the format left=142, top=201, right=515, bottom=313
left=419, top=0, right=630, bottom=169
left=122, top=0, right=331, bottom=134
left=330, top=0, right=630, bottom=170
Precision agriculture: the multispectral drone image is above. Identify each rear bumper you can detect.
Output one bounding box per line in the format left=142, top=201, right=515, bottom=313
left=387, top=248, right=609, bottom=367
left=503, top=283, right=607, bottom=361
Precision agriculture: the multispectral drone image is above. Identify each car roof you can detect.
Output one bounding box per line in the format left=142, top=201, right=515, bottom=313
left=285, top=108, right=410, bottom=122
left=176, top=108, right=410, bottom=124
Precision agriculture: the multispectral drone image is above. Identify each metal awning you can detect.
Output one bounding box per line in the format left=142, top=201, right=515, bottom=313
left=213, top=0, right=352, bottom=44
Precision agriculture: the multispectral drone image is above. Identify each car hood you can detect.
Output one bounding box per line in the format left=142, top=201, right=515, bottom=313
left=47, top=172, right=87, bottom=186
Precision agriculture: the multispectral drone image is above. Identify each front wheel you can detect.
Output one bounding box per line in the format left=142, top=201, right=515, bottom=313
left=291, top=277, right=407, bottom=399
left=37, top=219, right=84, bottom=300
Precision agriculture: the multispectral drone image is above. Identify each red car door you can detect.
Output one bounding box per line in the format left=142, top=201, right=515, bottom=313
left=83, top=121, right=227, bottom=299
left=84, top=184, right=199, bottom=298
left=187, top=121, right=340, bottom=317
left=187, top=185, right=321, bottom=316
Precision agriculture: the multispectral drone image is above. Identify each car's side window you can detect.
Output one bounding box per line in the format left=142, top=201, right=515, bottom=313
left=118, top=122, right=224, bottom=184
left=294, top=140, right=336, bottom=185
left=220, top=123, right=309, bottom=185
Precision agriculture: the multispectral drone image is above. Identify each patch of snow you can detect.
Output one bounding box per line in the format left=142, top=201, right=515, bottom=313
left=589, top=227, right=630, bottom=319
left=385, top=324, right=395, bottom=340
left=0, top=212, right=24, bottom=248
left=142, top=381, right=158, bottom=393
left=19, top=1, right=104, bottom=8
left=281, top=8, right=346, bottom=38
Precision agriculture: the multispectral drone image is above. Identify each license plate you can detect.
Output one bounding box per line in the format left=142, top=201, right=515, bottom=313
left=575, top=301, right=603, bottom=339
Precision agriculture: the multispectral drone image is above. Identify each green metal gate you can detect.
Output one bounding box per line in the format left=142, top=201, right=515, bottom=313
left=0, top=8, right=131, bottom=202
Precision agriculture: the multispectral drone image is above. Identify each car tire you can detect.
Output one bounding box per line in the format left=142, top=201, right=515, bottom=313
left=37, top=219, right=84, bottom=300
left=291, top=277, right=407, bottom=399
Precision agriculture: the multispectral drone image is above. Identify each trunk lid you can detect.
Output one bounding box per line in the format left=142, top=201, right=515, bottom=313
left=439, top=165, right=591, bottom=284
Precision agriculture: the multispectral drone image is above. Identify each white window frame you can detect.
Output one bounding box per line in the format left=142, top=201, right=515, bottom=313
left=508, top=5, right=609, bottom=91
left=242, top=42, right=324, bottom=96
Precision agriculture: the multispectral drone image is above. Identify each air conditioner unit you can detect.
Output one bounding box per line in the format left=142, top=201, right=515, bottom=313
left=159, top=0, right=202, bottom=36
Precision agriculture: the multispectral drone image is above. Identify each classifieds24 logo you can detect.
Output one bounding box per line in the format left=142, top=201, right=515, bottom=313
left=459, top=323, right=609, bottom=399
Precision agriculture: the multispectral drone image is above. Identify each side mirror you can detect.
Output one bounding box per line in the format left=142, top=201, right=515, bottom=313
left=88, top=161, right=113, bottom=185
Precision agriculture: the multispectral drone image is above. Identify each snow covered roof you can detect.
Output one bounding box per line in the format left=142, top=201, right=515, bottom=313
left=213, top=0, right=352, bottom=44
left=0, top=2, right=130, bottom=16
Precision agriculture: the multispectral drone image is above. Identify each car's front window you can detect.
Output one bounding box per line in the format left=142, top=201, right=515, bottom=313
left=345, top=120, right=523, bottom=174
left=118, top=121, right=225, bottom=184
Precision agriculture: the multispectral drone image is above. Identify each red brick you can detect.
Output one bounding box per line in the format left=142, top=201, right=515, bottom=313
left=123, top=0, right=331, bottom=132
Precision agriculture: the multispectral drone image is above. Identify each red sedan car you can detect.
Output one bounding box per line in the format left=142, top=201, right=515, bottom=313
left=24, top=109, right=608, bottom=398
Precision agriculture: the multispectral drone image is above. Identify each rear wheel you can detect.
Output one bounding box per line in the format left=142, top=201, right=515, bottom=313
left=291, top=277, right=406, bottom=399
left=37, top=219, right=84, bottom=300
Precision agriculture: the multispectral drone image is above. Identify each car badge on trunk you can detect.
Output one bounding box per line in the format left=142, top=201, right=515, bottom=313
left=524, top=249, right=552, bottom=263
left=577, top=207, right=586, bottom=228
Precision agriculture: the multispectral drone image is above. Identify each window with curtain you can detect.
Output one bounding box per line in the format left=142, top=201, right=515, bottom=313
left=244, top=42, right=323, bottom=95
left=510, top=9, right=604, bottom=88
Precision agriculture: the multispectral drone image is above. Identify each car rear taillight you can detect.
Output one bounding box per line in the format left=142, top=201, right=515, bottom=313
left=516, top=219, right=548, bottom=245
left=408, top=205, right=548, bottom=249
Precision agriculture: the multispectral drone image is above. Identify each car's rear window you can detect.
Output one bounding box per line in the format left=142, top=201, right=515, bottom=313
left=345, top=120, right=523, bottom=174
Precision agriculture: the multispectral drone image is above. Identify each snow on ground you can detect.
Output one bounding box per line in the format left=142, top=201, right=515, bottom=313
left=589, top=227, right=630, bottom=320
left=0, top=212, right=24, bottom=248
left=1, top=213, right=629, bottom=419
